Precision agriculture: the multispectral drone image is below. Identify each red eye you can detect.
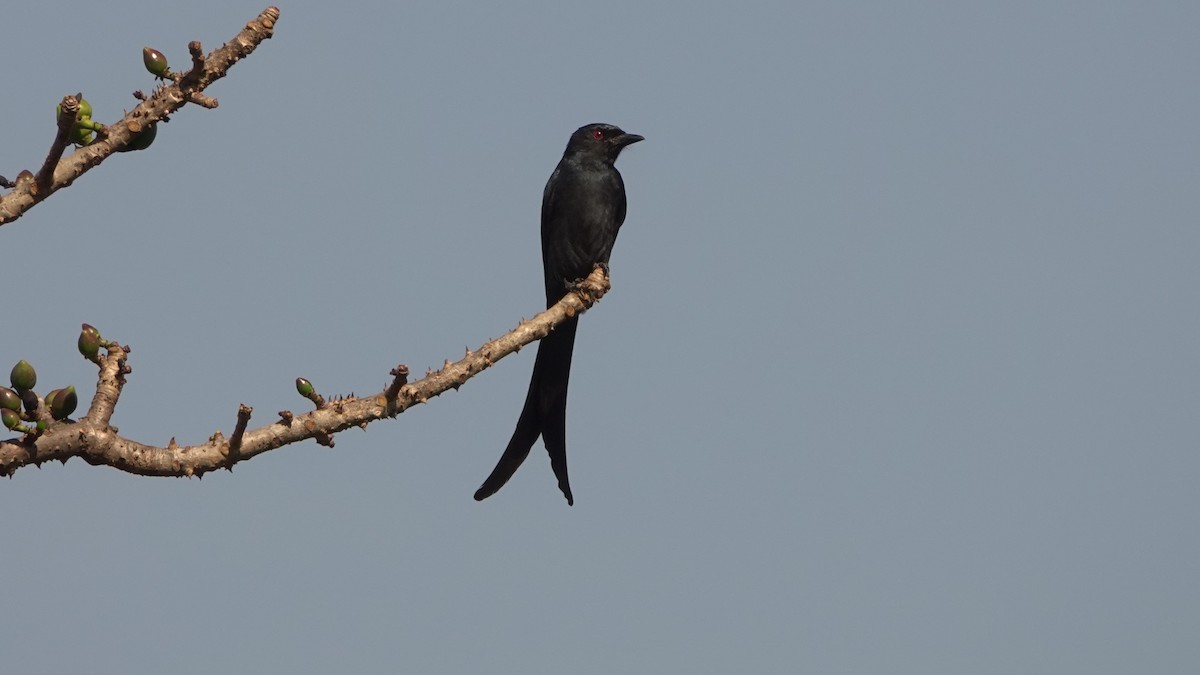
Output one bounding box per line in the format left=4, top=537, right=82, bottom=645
left=592, top=129, right=604, bottom=140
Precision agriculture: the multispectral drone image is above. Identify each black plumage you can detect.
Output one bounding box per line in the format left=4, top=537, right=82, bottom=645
left=474, top=123, right=643, bottom=505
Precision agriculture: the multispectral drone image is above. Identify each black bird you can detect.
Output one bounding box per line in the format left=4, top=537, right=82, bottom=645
left=474, top=123, right=643, bottom=505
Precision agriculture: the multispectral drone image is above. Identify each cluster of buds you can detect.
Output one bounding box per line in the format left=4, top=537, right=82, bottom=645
left=1, top=359, right=76, bottom=434
left=52, top=46, right=172, bottom=153
left=1, top=324, right=105, bottom=435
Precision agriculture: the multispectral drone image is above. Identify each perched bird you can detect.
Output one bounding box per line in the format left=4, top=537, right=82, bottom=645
left=474, top=123, right=644, bottom=505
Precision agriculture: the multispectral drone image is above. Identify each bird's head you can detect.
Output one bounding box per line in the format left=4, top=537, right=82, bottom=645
left=566, top=123, right=644, bottom=162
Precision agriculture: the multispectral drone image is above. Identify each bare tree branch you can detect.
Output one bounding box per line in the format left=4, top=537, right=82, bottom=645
left=1, top=267, right=612, bottom=478
left=0, top=6, right=280, bottom=227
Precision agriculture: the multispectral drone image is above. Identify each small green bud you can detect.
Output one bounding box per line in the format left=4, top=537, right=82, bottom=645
left=116, top=122, right=157, bottom=152
left=78, top=323, right=102, bottom=360
left=0, top=387, right=19, bottom=412
left=10, top=360, right=36, bottom=393
left=1, top=408, right=20, bottom=430
left=49, top=386, right=78, bottom=420
left=143, top=47, right=170, bottom=78
left=295, top=378, right=314, bottom=397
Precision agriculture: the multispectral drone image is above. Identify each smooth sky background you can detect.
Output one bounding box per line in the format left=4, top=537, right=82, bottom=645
left=2, top=1, right=1197, bottom=672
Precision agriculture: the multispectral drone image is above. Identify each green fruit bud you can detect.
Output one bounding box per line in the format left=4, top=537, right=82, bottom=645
left=295, top=378, right=314, bottom=397
left=56, top=97, right=97, bottom=146
left=10, top=360, right=36, bottom=393
left=116, top=122, right=157, bottom=152
left=78, top=324, right=102, bottom=360
left=69, top=127, right=95, bottom=146
left=50, top=386, right=78, bottom=420
left=143, top=47, right=170, bottom=78
left=0, top=387, right=19, bottom=412
left=1, top=408, right=20, bottom=430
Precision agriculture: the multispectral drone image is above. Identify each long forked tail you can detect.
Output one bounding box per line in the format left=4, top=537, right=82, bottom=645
left=474, top=317, right=579, bottom=505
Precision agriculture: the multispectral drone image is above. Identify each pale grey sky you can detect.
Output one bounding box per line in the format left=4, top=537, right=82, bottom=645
left=3, top=1, right=1198, bottom=673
